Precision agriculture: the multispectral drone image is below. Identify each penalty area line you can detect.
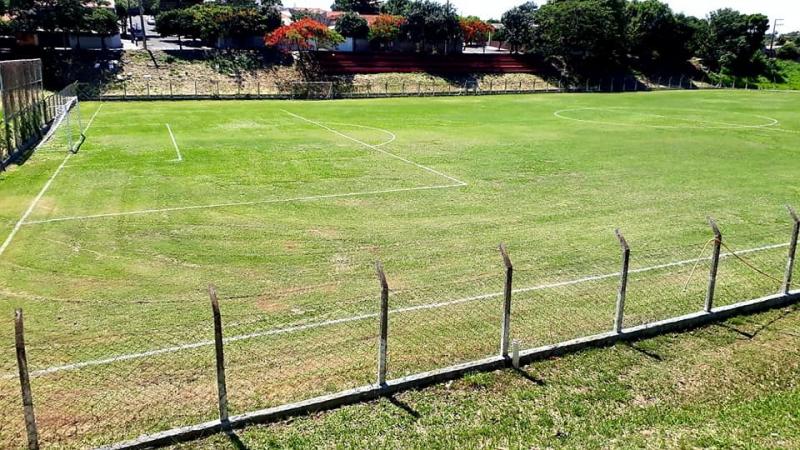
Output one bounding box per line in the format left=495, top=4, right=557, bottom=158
left=21, top=183, right=464, bottom=225
left=282, top=110, right=468, bottom=187
left=10, top=240, right=788, bottom=378
left=166, top=123, right=183, bottom=162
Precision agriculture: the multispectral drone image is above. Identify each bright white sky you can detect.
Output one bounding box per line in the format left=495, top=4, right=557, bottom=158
left=287, top=0, right=799, bottom=32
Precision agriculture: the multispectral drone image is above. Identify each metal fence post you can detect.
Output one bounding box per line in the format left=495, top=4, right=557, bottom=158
left=15, top=310, right=39, bottom=450
left=375, top=261, right=389, bottom=386
left=783, top=206, right=800, bottom=294
left=613, top=229, right=630, bottom=333
left=209, top=285, right=229, bottom=425
left=705, top=218, right=723, bottom=312
left=499, top=244, right=513, bottom=358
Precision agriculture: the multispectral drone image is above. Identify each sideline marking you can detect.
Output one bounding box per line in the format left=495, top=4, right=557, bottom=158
left=11, top=240, right=788, bottom=378
left=166, top=123, right=183, bottom=162
left=553, top=107, right=780, bottom=130
left=0, top=104, right=103, bottom=257
left=22, top=184, right=463, bottom=225
left=282, top=110, right=467, bottom=186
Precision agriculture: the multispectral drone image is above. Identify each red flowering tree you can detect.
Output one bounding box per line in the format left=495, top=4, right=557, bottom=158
left=266, top=18, right=344, bottom=50
left=368, top=14, right=406, bottom=47
left=459, top=17, right=494, bottom=46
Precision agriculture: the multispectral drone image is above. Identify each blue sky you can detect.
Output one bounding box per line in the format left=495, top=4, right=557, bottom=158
left=287, top=0, right=799, bottom=32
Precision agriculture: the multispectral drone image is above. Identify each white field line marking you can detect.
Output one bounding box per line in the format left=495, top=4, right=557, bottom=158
left=324, top=121, right=397, bottom=147
left=21, top=184, right=462, bottom=225
left=553, top=107, right=781, bottom=130
left=12, top=241, right=788, bottom=378
left=282, top=110, right=467, bottom=186
left=166, top=123, right=182, bottom=162
left=0, top=105, right=104, bottom=257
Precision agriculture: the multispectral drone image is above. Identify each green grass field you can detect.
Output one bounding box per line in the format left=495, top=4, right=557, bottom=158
left=0, top=90, right=798, bottom=448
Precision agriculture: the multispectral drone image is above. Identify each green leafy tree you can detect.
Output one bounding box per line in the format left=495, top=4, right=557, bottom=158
left=702, top=8, right=770, bottom=76
left=500, top=2, right=536, bottom=53
left=330, top=0, right=379, bottom=14
left=155, top=8, right=198, bottom=48
left=335, top=11, right=369, bottom=39
left=380, top=0, right=409, bottom=15
left=533, top=0, right=628, bottom=75
left=776, top=41, right=799, bottom=60
left=626, top=0, right=694, bottom=68
left=401, top=0, right=461, bottom=53
left=84, top=7, right=119, bottom=50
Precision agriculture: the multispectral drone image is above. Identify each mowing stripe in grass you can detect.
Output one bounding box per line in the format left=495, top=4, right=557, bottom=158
left=9, top=240, right=787, bottom=379
left=282, top=110, right=468, bottom=186
left=0, top=104, right=104, bottom=258
left=165, top=123, right=183, bottom=161
left=20, top=183, right=464, bottom=225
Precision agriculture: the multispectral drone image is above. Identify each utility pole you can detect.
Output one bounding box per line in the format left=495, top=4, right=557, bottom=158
left=769, top=18, right=783, bottom=54
left=138, top=0, right=148, bottom=50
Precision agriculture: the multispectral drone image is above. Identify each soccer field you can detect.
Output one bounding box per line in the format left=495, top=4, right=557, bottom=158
left=0, top=90, right=798, bottom=447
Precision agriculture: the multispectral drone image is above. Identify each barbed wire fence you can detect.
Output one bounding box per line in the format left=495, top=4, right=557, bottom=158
left=2, top=206, right=799, bottom=449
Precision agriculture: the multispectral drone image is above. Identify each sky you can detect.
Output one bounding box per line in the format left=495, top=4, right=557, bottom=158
left=288, top=0, right=799, bottom=33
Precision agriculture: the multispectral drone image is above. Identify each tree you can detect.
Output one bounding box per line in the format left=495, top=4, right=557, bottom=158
left=776, top=41, right=799, bottom=60
left=626, top=0, right=693, bottom=68
left=702, top=8, right=770, bottom=76
left=533, top=0, right=628, bottom=75
left=368, top=14, right=404, bottom=47
left=266, top=17, right=344, bottom=50
left=380, top=0, right=409, bottom=15
left=335, top=11, right=369, bottom=39
left=84, top=8, right=119, bottom=50
left=459, top=16, right=493, bottom=47
left=501, top=2, right=536, bottom=53
left=330, top=0, right=379, bottom=14
left=155, top=8, right=198, bottom=48
left=401, top=0, right=461, bottom=53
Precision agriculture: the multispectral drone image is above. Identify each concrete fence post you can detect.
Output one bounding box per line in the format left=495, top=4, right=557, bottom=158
left=209, top=285, right=229, bottom=425
left=499, top=244, right=514, bottom=357
left=614, top=229, right=631, bottom=333
left=511, top=340, right=520, bottom=369
left=783, top=206, right=800, bottom=294
left=15, top=310, right=39, bottom=450
left=375, top=261, right=389, bottom=386
left=705, top=218, right=723, bottom=312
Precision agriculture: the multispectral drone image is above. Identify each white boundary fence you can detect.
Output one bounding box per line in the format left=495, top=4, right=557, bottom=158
left=6, top=206, right=800, bottom=450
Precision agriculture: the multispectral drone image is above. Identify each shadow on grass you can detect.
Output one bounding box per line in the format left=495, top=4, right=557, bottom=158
left=716, top=305, right=798, bottom=340
left=387, top=395, right=420, bottom=419
left=225, top=430, right=249, bottom=450
left=624, top=342, right=664, bottom=361
left=513, top=367, right=546, bottom=386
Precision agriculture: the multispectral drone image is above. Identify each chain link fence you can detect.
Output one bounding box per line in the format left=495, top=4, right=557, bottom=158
left=76, top=75, right=717, bottom=102
left=2, top=207, right=798, bottom=449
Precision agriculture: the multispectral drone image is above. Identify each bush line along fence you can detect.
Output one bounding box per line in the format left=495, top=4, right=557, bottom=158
left=5, top=207, right=800, bottom=450
left=77, top=75, right=732, bottom=101
left=1, top=77, right=82, bottom=170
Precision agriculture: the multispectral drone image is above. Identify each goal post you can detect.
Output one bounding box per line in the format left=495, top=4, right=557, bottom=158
left=38, top=82, right=85, bottom=154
